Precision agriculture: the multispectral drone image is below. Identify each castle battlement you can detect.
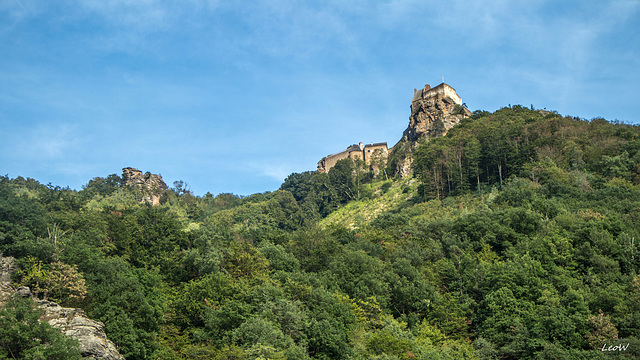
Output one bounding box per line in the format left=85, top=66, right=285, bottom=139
left=412, top=83, right=462, bottom=105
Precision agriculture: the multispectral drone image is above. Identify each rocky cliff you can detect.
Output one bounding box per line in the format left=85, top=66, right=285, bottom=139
left=122, top=167, right=168, bottom=205
left=390, top=83, right=471, bottom=176
left=402, top=83, right=471, bottom=142
left=0, top=255, right=124, bottom=360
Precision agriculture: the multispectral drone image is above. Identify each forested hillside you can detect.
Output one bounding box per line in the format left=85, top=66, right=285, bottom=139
left=2, top=106, right=640, bottom=359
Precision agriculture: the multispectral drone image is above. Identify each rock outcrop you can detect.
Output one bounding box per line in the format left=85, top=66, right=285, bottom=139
left=36, top=300, right=124, bottom=360
left=402, top=83, right=471, bottom=142
left=122, top=167, right=168, bottom=205
left=0, top=254, right=124, bottom=360
left=0, top=256, right=14, bottom=305
left=390, top=82, right=471, bottom=176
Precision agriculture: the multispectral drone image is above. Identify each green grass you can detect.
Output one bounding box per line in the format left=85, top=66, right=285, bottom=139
left=320, top=177, right=419, bottom=230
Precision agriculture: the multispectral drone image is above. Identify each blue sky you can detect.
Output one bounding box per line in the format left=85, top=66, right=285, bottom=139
left=1, top=0, right=639, bottom=196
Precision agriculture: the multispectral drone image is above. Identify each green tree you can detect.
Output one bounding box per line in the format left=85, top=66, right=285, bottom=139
left=464, top=136, right=482, bottom=190
left=85, top=258, right=165, bottom=359
left=46, top=260, right=88, bottom=306
left=280, top=172, right=315, bottom=203
left=80, top=174, right=122, bottom=199
left=328, top=159, right=357, bottom=202
left=0, top=295, right=82, bottom=359
left=585, top=309, right=619, bottom=349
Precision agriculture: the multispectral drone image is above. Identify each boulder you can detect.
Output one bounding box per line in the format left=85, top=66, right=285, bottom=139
left=16, top=286, right=31, bottom=298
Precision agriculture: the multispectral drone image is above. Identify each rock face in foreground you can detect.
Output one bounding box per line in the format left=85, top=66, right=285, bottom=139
left=122, top=167, right=168, bottom=205
left=0, top=255, right=124, bottom=360
left=37, top=299, right=124, bottom=360
left=390, top=82, right=471, bottom=176
left=0, top=256, right=14, bottom=305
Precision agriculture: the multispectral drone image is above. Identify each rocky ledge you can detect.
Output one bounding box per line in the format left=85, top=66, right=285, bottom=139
left=36, top=297, right=124, bottom=360
left=0, top=255, right=124, bottom=360
left=390, top=83, right=472, bottom=177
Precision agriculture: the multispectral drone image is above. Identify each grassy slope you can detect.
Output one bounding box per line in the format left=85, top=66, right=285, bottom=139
left=320, top=177, right=418, bottom=230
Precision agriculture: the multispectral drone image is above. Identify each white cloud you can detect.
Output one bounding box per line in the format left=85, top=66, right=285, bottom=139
left=13, top=123, right=79, bottom=159
left=252, top=162, right=296, bottom=183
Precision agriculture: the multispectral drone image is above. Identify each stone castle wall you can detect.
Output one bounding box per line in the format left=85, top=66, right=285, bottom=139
left=363, top=143, right=388, bottom=163
left=318, top=151, right=351, bottom=172
left=317, top=142, right=388, bottom=173
left=412, top=83, right=462, bottom=106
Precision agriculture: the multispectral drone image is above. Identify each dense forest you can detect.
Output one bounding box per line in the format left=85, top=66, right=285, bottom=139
left=2, top=106, right=640, bottom=359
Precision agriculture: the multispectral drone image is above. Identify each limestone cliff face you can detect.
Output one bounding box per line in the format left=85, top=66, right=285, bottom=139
left=390, top=83, right=471, bottom=176
left=0, top=255, right=124, bottom=360
left=122, top=167, right=168, bottom=205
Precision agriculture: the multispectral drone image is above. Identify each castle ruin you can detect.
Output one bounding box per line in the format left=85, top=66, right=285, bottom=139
left=403, top=82, right=470, bottom=142
left=412, top=82, right=462, bottom=106
left=317, top=142, right=388, bottom=173
left=316, top=82, right=470, bottom=175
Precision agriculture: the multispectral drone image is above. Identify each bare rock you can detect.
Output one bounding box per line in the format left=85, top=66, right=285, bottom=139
left=37, top=300, right=125, bottom=360
left=122, top=167, right=168, bottom=205
left=0, top=255, right=14, bottom=306
left=403, top=83, right=470, bottom=142
left=0, top=254, right=124, bottom=360
left=16, top=286, right=31, bottom=298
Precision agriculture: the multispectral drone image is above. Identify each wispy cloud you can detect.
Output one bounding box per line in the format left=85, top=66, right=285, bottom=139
left=250, top=162, right=297, bottom=183
left=14, top=0, right=26, bottom=12
left=9, top=122, right=79, bottom=159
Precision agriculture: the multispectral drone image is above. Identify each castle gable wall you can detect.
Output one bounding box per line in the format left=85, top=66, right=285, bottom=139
left=363, top=143, right=388, bottom=164
left=318, top=150, right=350, bottom=172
